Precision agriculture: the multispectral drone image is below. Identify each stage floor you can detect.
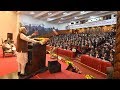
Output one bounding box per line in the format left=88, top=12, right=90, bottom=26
left=0, top=52, right=106, bottom=79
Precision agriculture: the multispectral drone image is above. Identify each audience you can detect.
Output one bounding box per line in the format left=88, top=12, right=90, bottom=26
left=47, top=28, right=116, bottom=62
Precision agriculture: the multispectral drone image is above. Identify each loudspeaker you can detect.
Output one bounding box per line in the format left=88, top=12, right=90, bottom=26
left=48, top=61, right=61, bottom=73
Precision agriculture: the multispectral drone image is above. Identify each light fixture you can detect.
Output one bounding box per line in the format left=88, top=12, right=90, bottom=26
left=63, top=12, right=67, bottom=15
left=47, top=18, right=55, bottom=21
left=17, top=11, right=21, bottom=14
left=5, top=11, right=10, bottom=13
left=74, top=17, right=79, bottom=19
left=48, top=12, right=52, bottom=15
left=76, top=21, right=80, bottom=23
left=61, top=18, right=64, bottom=20
left=58, top=21, right=62, bottom=23
left=30, top=11, right=35, bottom=15
left=89, top=16, right=98, bottom=19
left=80, top=11, right=85, bottom=14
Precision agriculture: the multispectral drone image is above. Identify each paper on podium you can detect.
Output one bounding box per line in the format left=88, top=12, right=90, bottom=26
left=34, top=38, right=50, bottom=44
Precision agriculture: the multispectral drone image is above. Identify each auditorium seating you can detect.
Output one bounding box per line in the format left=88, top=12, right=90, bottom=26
left=46, top=45, right=75, bottom=58
left=80, top=55, right=112, bottom=74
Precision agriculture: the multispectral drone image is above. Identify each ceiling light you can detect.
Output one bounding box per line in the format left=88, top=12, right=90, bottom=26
left=5, top=11, right=10, bottom=13
left=58, top=21, right=62, bottom=23
left=30, top=11, right=35, bottom=15
left=89, top=16, right=98, bottom=19
left=48, top=12, right=52, bottom=15
left=63, top=12, right=67, bottom=15
left=47, top=18, right=55, bottom=21
left=80, top=11, right=85, bottom=14
left=80, top=11, right=91, bottom=15
left=17, top=11, right=21, bottom=14
left=74, top=17, right=79, bottom=19
left=61, top=18, right=64, bottom=20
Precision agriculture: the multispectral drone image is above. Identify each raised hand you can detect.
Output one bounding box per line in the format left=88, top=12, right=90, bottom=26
left=31, top=31, right=39, bottom=37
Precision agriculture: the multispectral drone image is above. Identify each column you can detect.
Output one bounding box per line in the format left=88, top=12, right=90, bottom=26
left=14, top=11, right=21, bottom=44
left=113, top=11, right=120, bottom=79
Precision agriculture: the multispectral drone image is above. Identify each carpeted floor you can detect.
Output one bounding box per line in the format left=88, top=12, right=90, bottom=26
left=0, top=48, right=18, bottom=77
left=0, top=47, right=106, bottom=79
left=31, top=54, right=86, bottom=79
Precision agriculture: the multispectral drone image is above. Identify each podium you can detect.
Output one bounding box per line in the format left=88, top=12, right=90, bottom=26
left=24, top=43, right=48, bottom=78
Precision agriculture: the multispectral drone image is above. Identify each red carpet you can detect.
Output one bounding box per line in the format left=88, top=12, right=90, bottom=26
left=0, top=48, right=18, bottom=77
left=31, top=54, right=86, bottom=79
left=0, top=48, right=85, bottom=79
left=72, top=60, right=107, bottom=79
left=0, top=47, right=106, bottom=79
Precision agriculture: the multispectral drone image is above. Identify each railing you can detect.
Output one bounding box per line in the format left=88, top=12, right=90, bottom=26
left=46, top=45, right=75, bottom=58
left=80, top=55, right=112, bottom=74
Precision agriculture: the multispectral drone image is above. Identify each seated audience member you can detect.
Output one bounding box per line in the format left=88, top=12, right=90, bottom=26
left=47, top=28, right=115, bottom=61
left=50, top=47, right=57, bottom=58
left=76, top=47, right=82, bottom=57
left=9, top=41, right=16, bottom=55
left=72, top=46, right=76, bottom=52
left=2, top=40, right=12, bottom=52
left=72, top=46, right=77, bottom=56
left=7, top=38, right=12, bottom=44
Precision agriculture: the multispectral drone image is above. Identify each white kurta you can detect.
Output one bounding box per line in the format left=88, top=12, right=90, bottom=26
left=16, top=33, right=43, bottom=65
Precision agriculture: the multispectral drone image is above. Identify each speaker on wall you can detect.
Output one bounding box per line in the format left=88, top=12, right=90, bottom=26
left=70, top=21, right=75, bottom=25
left=71, top=22, right=74, bottom=24
left=76, top=21, right=80, bottom=24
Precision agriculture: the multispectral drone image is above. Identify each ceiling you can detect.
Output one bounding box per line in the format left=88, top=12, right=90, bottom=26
left=20, top=11, right=117, bottom=24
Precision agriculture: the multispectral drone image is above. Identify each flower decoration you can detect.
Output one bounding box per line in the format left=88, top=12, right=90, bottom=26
left=85, top=74, right=95, bottom=79
left=65, top=60, right=74, bottom=66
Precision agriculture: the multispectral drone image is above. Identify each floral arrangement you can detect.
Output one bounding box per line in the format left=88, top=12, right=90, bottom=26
left=65, top=60, right=74, bottom=66
left=58, top=57, right=82, bottom=74
left=65, top=60, right=82, bottom=74
left=85, top=74, right=95, bottom=79
left=50, top=54, right=57, bottom=59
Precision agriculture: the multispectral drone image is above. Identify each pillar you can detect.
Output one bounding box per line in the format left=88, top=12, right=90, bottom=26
left=113, top=11, right=120, bottom=79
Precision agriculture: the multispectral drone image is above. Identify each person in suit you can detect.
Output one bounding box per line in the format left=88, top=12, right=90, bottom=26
left=16, top=27, right=44, bottom=77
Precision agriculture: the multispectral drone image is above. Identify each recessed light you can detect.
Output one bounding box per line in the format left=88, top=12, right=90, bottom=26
left=58, top=21, right=62, bottom=23
left=47, top=18, right=55, bottom=21
left=61, top=18, right=64, bottom=20
left=80, top=11, right=85, bottom=14
left=74, top=17, right=79, bottom=19
left=17, top=11, right=21, bottom=14
left=5, top=11, right=10, bottom=13
left=30, top=11, right=35, bottom=14
left=48, top=12, right=52, bottom=15
left=63, top=12, right=67, bottom=15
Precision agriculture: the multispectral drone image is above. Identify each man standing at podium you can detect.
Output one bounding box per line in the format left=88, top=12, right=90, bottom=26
left=16, top=27, right=43, bottom=77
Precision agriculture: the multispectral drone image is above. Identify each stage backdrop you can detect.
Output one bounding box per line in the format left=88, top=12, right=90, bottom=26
left=24, top=24, right=58, bottom=37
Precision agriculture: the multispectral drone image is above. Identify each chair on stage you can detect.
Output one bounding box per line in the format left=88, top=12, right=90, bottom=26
left=1, top=39, right=15, bottom=58
left=2, top=46, right=14, bottom=58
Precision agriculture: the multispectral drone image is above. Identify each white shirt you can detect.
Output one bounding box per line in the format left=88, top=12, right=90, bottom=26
left=72, top=48, right=76, bottom=52
left=4, top=43, right=11, bottom=49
